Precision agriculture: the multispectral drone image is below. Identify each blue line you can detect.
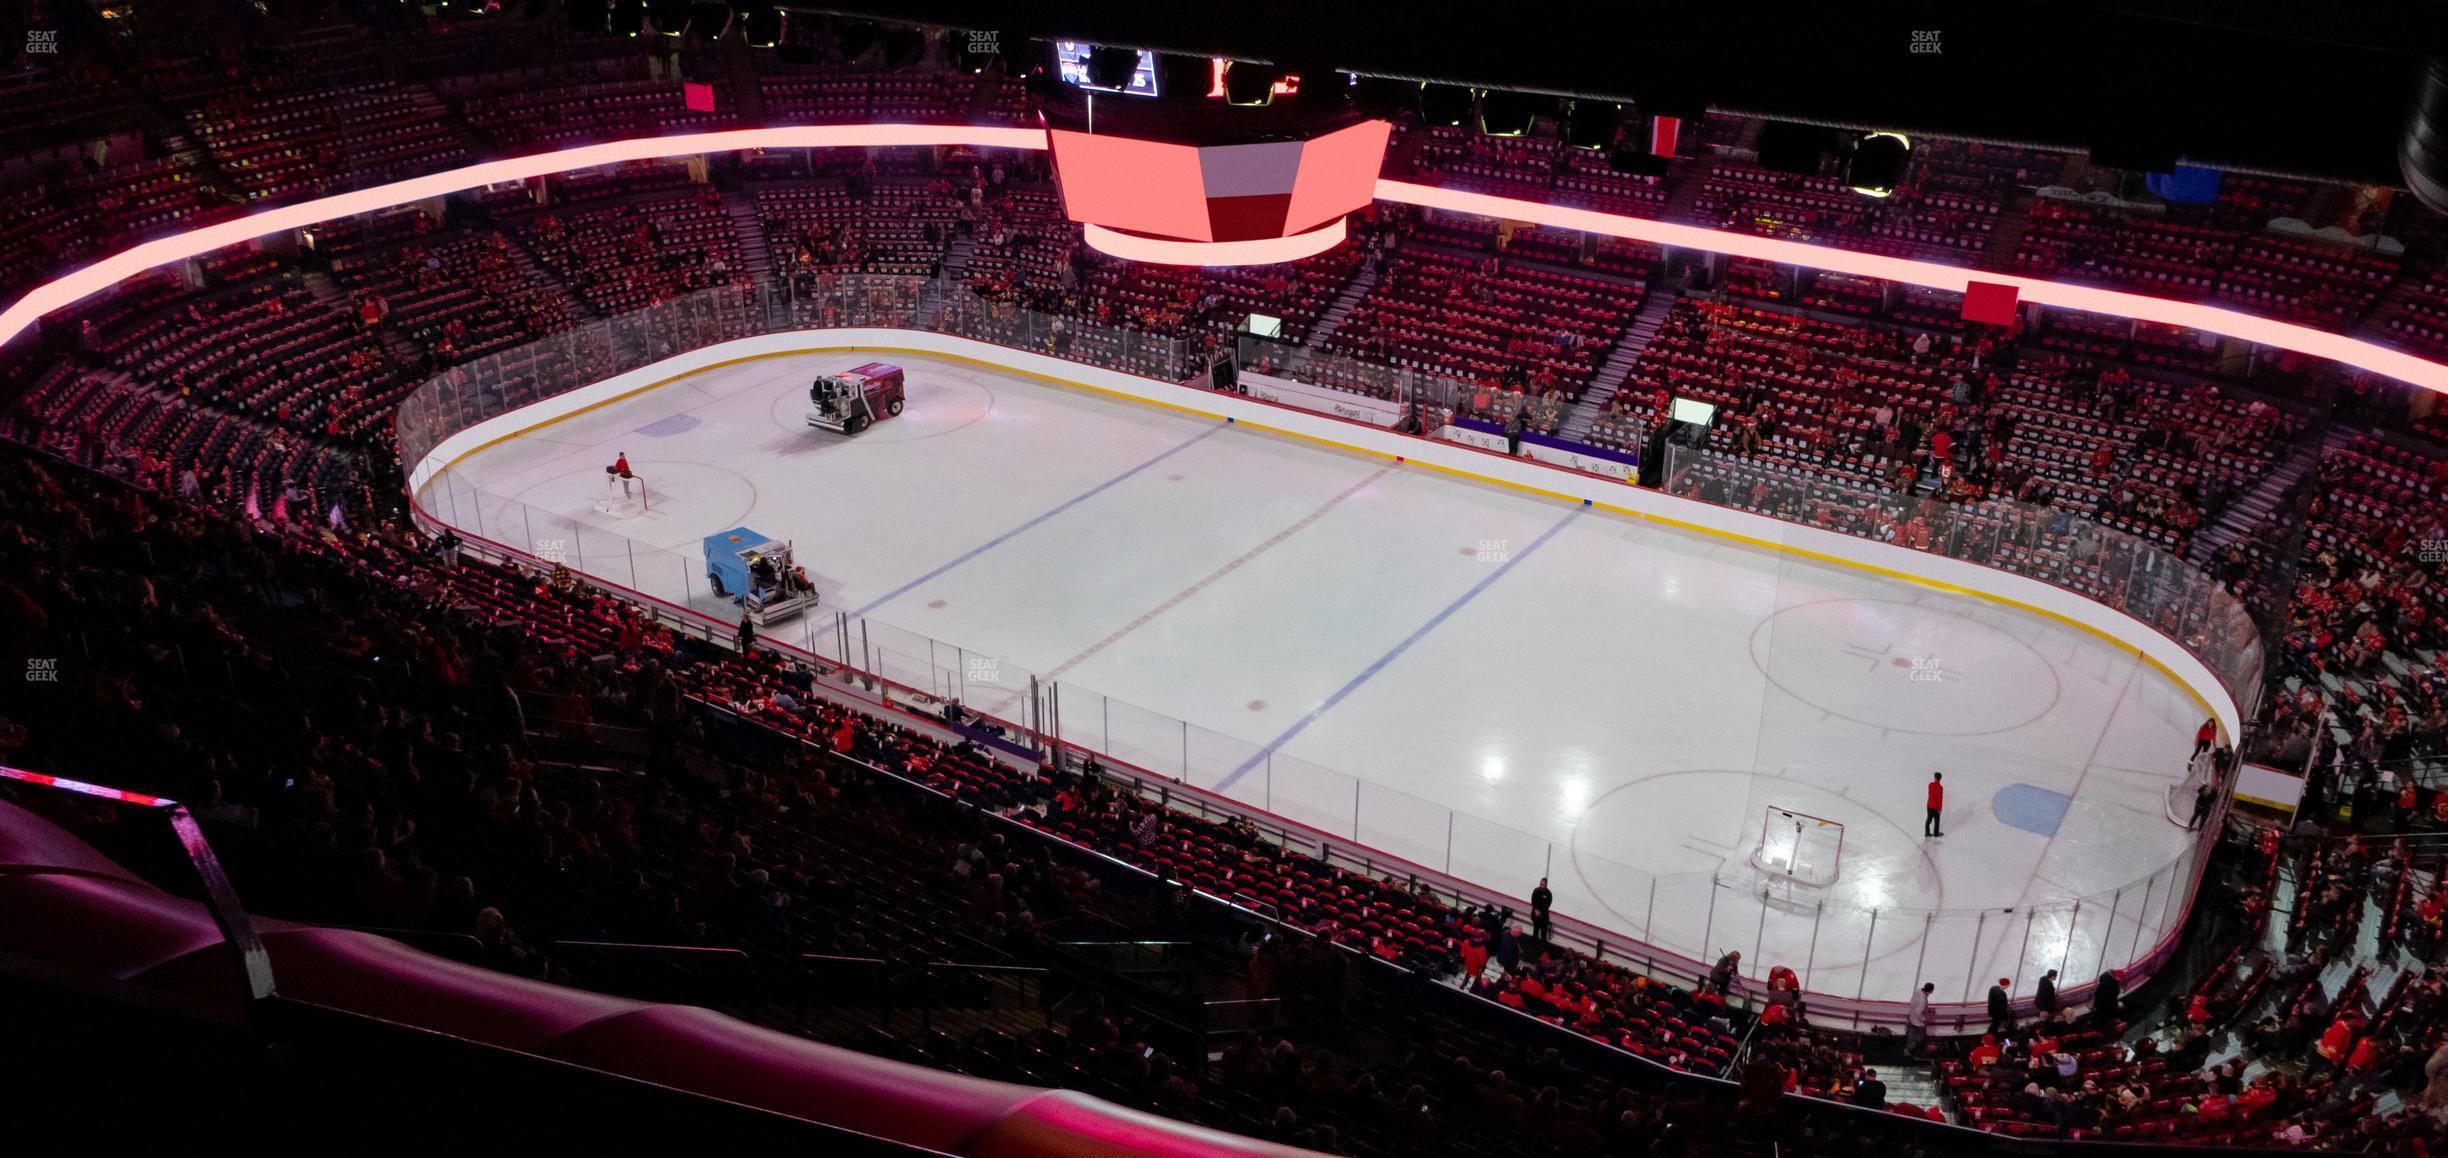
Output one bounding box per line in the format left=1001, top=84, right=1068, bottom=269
left=837, top=423, right=1225, bottom=625
left=1213, top=505, right=1585, bottom=791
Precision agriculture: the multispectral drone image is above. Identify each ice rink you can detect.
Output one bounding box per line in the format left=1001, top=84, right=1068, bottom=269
left=429, top=351, right=2213, bottom=1002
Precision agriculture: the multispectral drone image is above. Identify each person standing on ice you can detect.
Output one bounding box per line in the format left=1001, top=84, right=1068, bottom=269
left=1529, top=878, right=1554, bottom=943
left=1925, top=772, right=1945, bottom=837
left=613, top=451, right=631, bottom=477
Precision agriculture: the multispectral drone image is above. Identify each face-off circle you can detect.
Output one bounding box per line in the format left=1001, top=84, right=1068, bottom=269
left=1746, top=598, right=2061, bottom=735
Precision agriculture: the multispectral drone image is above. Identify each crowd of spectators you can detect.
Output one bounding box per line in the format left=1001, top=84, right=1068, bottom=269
left=11, top=8, right=2448, bottom=1154
left=0, top=440, right=1968, bottom=1158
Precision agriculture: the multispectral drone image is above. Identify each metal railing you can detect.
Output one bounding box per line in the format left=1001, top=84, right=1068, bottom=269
left=0, top=767, right=276, bottom=1006
left=392, top=278, right=2260, bottom=1027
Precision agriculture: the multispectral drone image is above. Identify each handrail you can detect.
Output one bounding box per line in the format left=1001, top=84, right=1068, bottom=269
left=1724, top=1013, right=1763, bottom=1081
left=334, top=926, right=485, bottom=957
left=393, top=291, right=2242, bottom=1029
left=908, top=962, right=1049, bottom=978
left=692, top=693, right=2315, bottom=1151
left=554, top=940, right=754, bottom=958
left=0, top=767, right=276, bottom=1005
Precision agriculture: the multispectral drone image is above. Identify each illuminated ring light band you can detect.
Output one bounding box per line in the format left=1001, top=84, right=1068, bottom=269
left=0, top=122, right=2442, bottom=398
left=1380, top=179, right=2448, bottom=396
left=1081, top=219, right=1346, bottom=265
left=0, top=126, right=1049, bottom=349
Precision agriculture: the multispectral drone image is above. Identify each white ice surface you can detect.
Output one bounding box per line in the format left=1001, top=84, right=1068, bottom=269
left=434, top=353, right=2207, bottom=1001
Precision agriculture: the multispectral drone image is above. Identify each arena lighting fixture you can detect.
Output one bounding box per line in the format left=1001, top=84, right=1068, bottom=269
left=646, top=0, right=689, bottom=35
left=1222, top=61, right=1280, bottom=106
left=738, top=4, right=782, bottom=47
left=1417, top=82, right=1472, bottom=127
left=880, top=25, right=925, bottom=69
left=1081, top=220, right=1347, bottom=266
left=2401, top=57, right=2448, bottom=214
left=1020, top=62, right=1060, bottom=98
left=7, top=126, right=2448, bottom=401
left=1757, top=120, right=1824, bottom=174
left=1205, top=59, right=1300, bottom=100
left=1564, top=100, right=1618, bottom=150
left=837, top=19, right=880, bottom=61
left=608, top=0, right=646, bottom=36
left=1477, top=90, right=1547, bottom=137
left=1843, top=131, right=1913, bottom=198
left=1084, top=44, right=1141, bottom=90
left=689, top=1, right=732, bottom=39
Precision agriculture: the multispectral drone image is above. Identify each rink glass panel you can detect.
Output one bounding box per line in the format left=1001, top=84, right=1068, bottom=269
left=397, top=277, right=2256, bottom=1018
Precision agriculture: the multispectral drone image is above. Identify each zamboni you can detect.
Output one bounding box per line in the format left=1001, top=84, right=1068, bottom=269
left=807, top=362, right=906, bottom=435
left=703, top=527, right=818, bottom=625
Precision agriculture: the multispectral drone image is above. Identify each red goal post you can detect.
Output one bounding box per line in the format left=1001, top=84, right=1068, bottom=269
left=604, top=465, right=649, bottom=512
left=1751, top=805, right=1844, bottom=887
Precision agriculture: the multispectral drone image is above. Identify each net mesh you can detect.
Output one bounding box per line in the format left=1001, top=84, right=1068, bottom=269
left=1752, top=806, right=1843, bottom=887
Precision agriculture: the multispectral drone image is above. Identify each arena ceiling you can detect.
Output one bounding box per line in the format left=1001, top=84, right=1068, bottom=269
left=810, top=0, right=2446, bottom=188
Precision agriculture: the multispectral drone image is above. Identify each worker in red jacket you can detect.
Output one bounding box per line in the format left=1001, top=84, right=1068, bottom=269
left=1926, top=772, right=1945, bottom=837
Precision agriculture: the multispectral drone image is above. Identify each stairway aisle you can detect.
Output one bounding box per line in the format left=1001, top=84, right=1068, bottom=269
left=1657, top=157, right=1718, bottom=225
left=2187, top=425, right=2349, bottom=562
left=1560, top=284, right=1680, bottom=440
left=302, top=270, right=425, bottom=367
left=724, top=190, right=775, bottom=284
left=494, top=223, right=601, bottom=319
left=1301, top=261, right=1381, bottom=350
left=1881, top=1061, right=1952, bottom=1120
left=1983, top=194, right=2037, bottom=271
left=915, top=237, right=978, bottom=328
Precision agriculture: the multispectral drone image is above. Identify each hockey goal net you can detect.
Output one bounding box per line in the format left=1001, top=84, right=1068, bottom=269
left=1751, top=806, right=1844, bottom=887
left=2165, top=749, right=2219, bottom=827
left=593, top=468, right=650, bottom=518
